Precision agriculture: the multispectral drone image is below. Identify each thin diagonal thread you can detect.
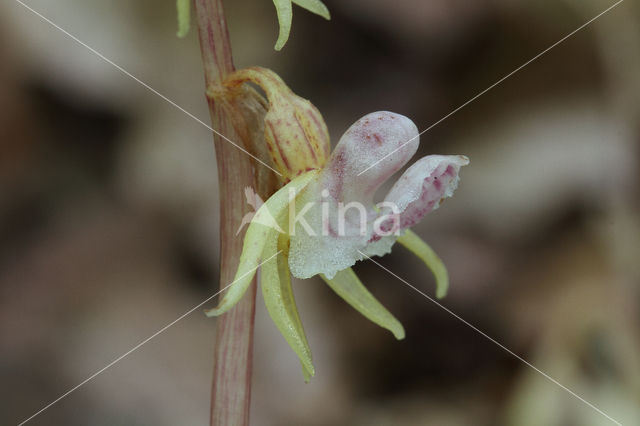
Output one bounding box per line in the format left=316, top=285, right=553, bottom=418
left=358, top=251, right=623, bottom=426
left=357, top=0, right=625, bottom=176
left=16, top=251, right=281, bottom=426
left=12, top=0, right=282, bottom=177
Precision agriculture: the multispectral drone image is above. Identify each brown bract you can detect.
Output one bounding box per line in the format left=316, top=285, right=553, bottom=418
left=208, top=67, right=330, bottom=182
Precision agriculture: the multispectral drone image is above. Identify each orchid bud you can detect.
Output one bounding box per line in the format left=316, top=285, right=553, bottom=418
left=218, top=67, right=330, bottom=182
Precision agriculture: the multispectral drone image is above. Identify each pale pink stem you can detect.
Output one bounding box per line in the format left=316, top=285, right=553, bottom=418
left=193, top=1, right=257, bottom=425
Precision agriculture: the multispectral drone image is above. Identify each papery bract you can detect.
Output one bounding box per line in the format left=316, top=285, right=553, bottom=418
left=214, top=67, right=330, bottom=181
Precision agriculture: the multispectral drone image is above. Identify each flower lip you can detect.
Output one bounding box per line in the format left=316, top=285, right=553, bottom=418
left=383, top=154, right=469, bottom=229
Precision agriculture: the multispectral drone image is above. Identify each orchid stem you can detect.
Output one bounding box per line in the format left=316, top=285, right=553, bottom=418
left=193, top=1, right=257, bottom=425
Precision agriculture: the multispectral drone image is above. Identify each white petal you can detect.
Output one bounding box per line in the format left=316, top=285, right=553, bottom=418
left=288, top=178, right=374, bottom=279
left=362, top=234, right=397, bottom=257
left=288, top=112, right=420, bottom=279
left=384, top=155, right=469, bottom=229
left=324, top=111, right=419, bottom=205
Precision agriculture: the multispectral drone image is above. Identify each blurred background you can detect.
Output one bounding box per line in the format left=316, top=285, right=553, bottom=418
left=1, top=0, right=639, bottom=425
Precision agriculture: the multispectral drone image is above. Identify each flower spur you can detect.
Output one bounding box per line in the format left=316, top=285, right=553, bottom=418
left=206, top=67, right=469, bottom=381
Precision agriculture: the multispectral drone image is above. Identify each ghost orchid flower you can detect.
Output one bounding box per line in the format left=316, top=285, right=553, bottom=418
left=206, top=67, right=468, bottom=381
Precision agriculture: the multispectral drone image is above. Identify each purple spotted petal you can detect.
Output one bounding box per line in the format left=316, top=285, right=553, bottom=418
left=323, top=111, right=419, bottom=205
left=382, top=155, right=469, bottom=230
left=287, top=112, right=468, bottom=280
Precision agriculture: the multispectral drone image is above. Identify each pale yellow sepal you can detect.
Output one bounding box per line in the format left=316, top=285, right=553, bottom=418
left=273, top=0, right=330, bottom=50
left=292, top=0, right=330, bottom=20
left=262, top=232, right=315, bottom=380
left=321, top=268, right=405, bottom=339
left=273, top=0, right=293, bottom=51
left=397, top=230, right=449, bottom=299
left=176, top=0, right=190, bottom=38
left=205, top=170, right=319, bottom=317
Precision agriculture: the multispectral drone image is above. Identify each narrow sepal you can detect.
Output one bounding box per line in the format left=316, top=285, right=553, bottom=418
left=273, top=0, right=293, bottom=51
left=262, top=232, right=315, bottom=380
left=397, top=230, right=449, bottom=298
left=321, top=268, right=405, bottom=339
left=176, top=0, right=190, bottom=38
left=205, top=171, right=318, bottom=317
left=292, top=0, right=330, bottom=20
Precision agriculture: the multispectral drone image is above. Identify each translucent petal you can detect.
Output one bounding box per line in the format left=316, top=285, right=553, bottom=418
left=205, top=170, right=318, bottom=317
left=273, top=0, right=293, bottom=51
left=292, top=0, right=331, bottom=20
left=288, top=176, right=375, bottom=279
left=397, top=230, right=449, bottom=298
left=383, top=155, right=469, bottom=230
left=288, top=112, right=420, bottom=279
left=176, top=0, right=190, bottom=38
left=362, top=235, right=396, bottom=258
left=324, top=111, right=420, bottom=205
left=321, top=268, right=405, bottom=339
left=262, top=232, right=315, bottom=380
